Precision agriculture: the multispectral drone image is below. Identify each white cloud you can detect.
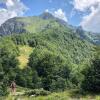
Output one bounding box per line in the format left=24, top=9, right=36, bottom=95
left=73, top=0, right=100, bottom=11
left=0, top=0, right=28, bottom=25
left=73, top=0, right=100, bottom=33
left=6, top=0, right=14, bottom=7
left=45, top=9, right=49, bottom=12
left=81, top=6, right=100, bottom=33
left=53, top=9, right=68, bottom=22
left=45, top=8, right=68, bottom=22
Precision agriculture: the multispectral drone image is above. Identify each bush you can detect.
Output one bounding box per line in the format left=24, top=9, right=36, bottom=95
left=28, top=48, right=71, bottom=91
left=50, top=76, right=67, bottom=92
left=25, top=88, right=51, bottom=96
left=0, top=76, right=9, bottom=96
left=0, top=48, right=19, bottom=96
left=16, top=67, right=42, bottom=89
left=81, top=58, right=100, bottom=92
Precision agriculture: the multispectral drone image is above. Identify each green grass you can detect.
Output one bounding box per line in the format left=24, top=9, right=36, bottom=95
left=33, top=91, right=100, bottom=100
left=2, top=89, right=100, bottom=100
left=17, top=16, right=60, bottom=33
left=17, top=45, right=33, bottom=69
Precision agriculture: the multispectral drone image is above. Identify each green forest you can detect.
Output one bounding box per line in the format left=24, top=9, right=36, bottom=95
left=0, top=13, right=100, bottom=100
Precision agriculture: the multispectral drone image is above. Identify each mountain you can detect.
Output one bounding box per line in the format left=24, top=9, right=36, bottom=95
left=0, top=24, right=94, bottom=70
left=0, top=12, right=99, bottom=45
left=0, top=12, right=68, bottom=36
left=0, top=12, right=95, bottom=69
left=39, top=12, right=55, bottom=19
left=0, top=17, right=27, bottom=35
left=1, top=12, right=98, bottom=69
left=75, top=26, right=100, bottom=45
left=0, top=12, right=99, bottom=95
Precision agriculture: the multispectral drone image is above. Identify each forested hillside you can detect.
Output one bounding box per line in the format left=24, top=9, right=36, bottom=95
left=0, top=13, right=99, bottom=97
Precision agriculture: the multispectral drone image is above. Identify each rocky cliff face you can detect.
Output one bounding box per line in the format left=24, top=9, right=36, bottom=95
left=0, top=17, right=27, bottom=35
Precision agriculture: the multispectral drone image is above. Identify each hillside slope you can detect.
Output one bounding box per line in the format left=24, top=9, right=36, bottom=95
left=1, top=25, right=95, bottom=70
left=0, top=12, right=99, bottom=96
left=0, top=12, right=96, bottom=70
left=0, top=12, right=99, bottom=45
left=0, top=12, right=67, bottom=35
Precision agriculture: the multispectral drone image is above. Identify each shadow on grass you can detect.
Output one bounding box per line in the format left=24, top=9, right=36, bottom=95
left=68, top=89, right=100, bottom=99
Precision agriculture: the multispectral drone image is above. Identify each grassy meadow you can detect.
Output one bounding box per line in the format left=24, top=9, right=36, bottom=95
left=17, top=45, right=33, bottom=69
left=1, top=89, right=100, bottom=100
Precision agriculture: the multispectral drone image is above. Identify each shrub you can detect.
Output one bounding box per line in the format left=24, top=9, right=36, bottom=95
left=81, top=58, right=100, bottom=92
left=25, top=88, right=51, bottom=96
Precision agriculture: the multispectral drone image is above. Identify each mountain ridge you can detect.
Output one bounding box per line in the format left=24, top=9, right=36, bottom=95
left=0, top=12, right=99, bottom=45
left=0, top=12, right=68, bottom=35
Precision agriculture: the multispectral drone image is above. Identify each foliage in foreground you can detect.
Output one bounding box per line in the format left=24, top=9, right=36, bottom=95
left=0, top=48, right=19, bottom=96
left=81, top=58, right=100, bottom=92
left=2, top=89, right=100, bottom=100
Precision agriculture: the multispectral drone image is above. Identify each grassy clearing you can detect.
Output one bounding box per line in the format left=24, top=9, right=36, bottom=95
left=33, top=91, right=100, bottom=100
left=17, top=45, right=33, bottom=69
left=2, top=89, right=100, bottom=100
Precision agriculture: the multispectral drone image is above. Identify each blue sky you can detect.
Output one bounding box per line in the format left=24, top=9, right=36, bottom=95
left=21, top=0, right=80, bottom=26
left=0, top=0, right=100, bottom=33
